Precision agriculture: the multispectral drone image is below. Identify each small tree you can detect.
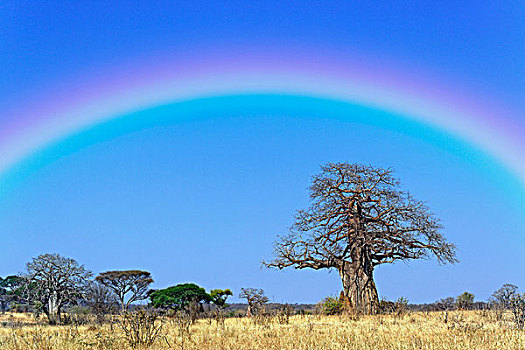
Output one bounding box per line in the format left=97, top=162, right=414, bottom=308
left=119, top=308, right=163, bottom=348
left=491, top=284, right=519, bottom=310
left=239, top=288, right=268, bottom=317
left=456, top=292, right=475, bottom=310
left=95, top=270, right=153, bottom=311
left=150, top=283, right=210, bottom=322
left=23, top=253, right=92, bottom=325
left=150, top=283, right=210, bottom=311
left=491, top=284, right=525, bottom=329
left=265, top=163, right=457, bottom=314
left=0, top=276, right=23, bottom=313
left=318, top=295, right=343, bottom=315
left=209, top=288, right=233, bottom=323
left=434, top=297, right=456, bottom=311
left=510, top=295, right=525, bottom=329
left=85, top=281, right=119, bottom=323
left=209, top=289, right=233, bottom=310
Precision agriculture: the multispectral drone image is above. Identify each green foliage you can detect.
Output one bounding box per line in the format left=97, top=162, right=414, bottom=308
left=150, top=283, right=210, bottom=311
left=209, top=289, right=233, bottom=308
left=318, top=296, right=343, bottom=315
left=0, top=276, right=23, bottom=312
left=0, top=276, right=23, bottom=291
left=456, top=292, right=475, bottom=310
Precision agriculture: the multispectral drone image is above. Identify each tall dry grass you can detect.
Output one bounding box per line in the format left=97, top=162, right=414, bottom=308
left=0, top=310, right=524, bottom=349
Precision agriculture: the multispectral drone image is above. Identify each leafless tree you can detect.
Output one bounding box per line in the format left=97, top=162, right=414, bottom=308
left=491, top=284, right=525, bottom=329
left=95, top=270, right=153, bottom=311
left=491, top=284, right=519, bottom=310
left=119, top=308, right=163, bottom=348
left=85, top=281, right=119, bottom=323
left=239, top=288, right=268, bottom=317
left=265, top=163, right=457, bottom=314
left=434, top=297, right=456, bottom=311
left=23, top=253, right=92, bottom=325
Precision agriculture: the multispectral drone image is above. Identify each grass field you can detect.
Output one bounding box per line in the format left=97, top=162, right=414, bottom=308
left=0, top=310, right=524, bottom=349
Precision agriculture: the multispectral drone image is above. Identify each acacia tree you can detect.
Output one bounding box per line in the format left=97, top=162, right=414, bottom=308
left=265, top=163, right=457, bottom=314
left=239, top=288, right=268, bottom=317
left=0, top=276, right=22, bottom=313
left=24, top=253, right=92, bottom=324
left=95, top=270, right=153, bottom=311
left=209, top=288, right=233, bottom=322
left=150, top=283, right=210, bottom=322
left=210, top=289, right=233, bottom=310
left=149, top=283, right=210, bottom=312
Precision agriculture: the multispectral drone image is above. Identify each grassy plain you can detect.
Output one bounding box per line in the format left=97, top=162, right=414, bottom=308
left=0, top=310, right=523, bottom=349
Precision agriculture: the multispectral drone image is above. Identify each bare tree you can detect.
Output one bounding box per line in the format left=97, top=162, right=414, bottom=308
left=239, top=288, right=268, bottom=317
left=265, top=163, right=457, bottom=314
left=95, top=270, right=153, bottom=311
left=85, top=281, right=119, bottom=323
left=491, top=284, right=525, bottom=329
left=23, top=253, right=92, bottom=325
left=434, top=297, right=456, bottom=311
left=491, top=284, right=519, bottom=310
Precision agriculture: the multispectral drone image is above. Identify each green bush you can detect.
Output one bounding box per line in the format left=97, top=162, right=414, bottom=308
left=318, top=296, right=343, bottom=315
left=456, top=292, right=475, bottom=310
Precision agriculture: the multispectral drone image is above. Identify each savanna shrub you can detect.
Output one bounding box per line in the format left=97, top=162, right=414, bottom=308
left=318, top=296, right=343, bottom=315
left=119, top=308, right=163, bottom=348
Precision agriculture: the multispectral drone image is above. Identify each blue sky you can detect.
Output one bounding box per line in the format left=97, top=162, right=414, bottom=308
left=0, top=1, right=524, bottom=303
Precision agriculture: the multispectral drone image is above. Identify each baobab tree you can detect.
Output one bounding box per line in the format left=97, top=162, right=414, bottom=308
left=265, top=163, right=457, bottom=314
left=239, top=288, right=268, bottom=317
left=23, top=253, right=92, bottom=324
left=95, top=270, right=153, bottom=311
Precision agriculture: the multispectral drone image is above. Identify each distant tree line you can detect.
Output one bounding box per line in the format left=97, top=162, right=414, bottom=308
left=0, top=253, right=275, bottom=325
left=2, top=252, right=523, bottom=329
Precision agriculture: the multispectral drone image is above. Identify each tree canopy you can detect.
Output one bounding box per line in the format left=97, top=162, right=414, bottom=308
left=95, top=270, right=154, bottom=311
left=209, top=289, right=233, bottom=309
left=265, top=163, right=457, bottom=314
left=0, top=275, right=23, bottom=313
left=149, top=283, right=210, bottom=311
left=23, top=253, right=92, bottom=324
left=239, top=288, right=268, bottom=317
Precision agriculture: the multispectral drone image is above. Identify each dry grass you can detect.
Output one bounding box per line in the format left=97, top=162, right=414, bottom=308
left=0, top=310, right=524, bottom=349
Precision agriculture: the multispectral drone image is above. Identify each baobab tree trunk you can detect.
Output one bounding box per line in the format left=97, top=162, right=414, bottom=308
left=47, top=292, right=61, bottom=325
left=339, top=252, right=379, bottom=314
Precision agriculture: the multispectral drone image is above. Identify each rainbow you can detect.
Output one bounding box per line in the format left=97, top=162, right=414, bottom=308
left=1, top=51, right=524, bottom=196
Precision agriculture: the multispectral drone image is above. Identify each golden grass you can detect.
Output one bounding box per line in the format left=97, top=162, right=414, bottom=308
left=0, top=311, right=524, bottom=349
